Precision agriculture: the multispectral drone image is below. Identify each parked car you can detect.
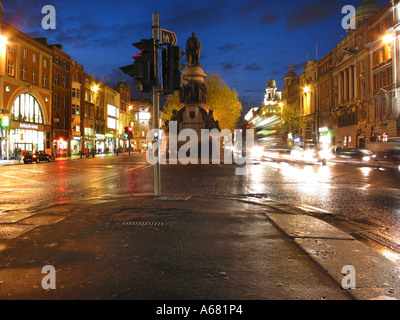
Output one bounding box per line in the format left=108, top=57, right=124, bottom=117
left=23, top=151, right=51, bottom=164
left=336, top=148, right=374, bottom=162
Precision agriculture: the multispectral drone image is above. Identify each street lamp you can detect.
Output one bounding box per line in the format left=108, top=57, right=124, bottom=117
left=304, top=86, right=310, bottom=93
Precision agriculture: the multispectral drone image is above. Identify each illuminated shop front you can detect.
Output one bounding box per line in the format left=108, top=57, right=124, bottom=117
left=8, top=94, right=47, bottom=155
left=318, top=127, right=332, bottom=148
left=71, top=136, right=81, bottom=156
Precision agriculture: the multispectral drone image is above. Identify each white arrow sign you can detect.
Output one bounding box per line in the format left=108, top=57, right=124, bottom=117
left=161, top=29, right=178, bottom=46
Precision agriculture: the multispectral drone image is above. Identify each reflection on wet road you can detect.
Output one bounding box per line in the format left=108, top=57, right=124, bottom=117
left=1, top=155, right=400, bottom=257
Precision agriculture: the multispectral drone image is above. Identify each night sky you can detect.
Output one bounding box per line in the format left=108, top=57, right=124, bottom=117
left=2, top=0, right=389, bottom=112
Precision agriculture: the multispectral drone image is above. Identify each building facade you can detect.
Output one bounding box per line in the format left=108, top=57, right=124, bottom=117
left=70, top=60, right=84, bottom=156
left=280, top=0, right=400, bottom=150
left=0, top=16, right=53, bottom=160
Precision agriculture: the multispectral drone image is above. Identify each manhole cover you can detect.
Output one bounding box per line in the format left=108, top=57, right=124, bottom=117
left=155, top=196, right=191, bottom=201
left=0, top=224, right=38, bottom=239
left=122, top=221, right=164, bottom=227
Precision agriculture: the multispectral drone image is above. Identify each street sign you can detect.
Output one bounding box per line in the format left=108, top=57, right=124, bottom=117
left=161, top=29, right=177, bottom=46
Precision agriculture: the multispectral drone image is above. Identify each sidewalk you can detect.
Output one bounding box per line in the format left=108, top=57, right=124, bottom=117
left=0, top=152, right=144, bottom=166
left=0, top=193, right=399, bottom=300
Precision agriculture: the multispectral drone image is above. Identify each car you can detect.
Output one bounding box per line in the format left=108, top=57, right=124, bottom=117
left=290, top=142, right=330, bottom=165
left=23, top=151, right=52, bottom=164
left=336, top=148, right=374, bottom=162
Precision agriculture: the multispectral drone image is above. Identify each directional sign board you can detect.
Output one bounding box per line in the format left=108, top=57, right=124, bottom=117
left=161, top=29, right=177, bottom=46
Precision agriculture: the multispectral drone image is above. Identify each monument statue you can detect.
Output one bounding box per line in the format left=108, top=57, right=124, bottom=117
left=186, top=32, right=201, bottom=66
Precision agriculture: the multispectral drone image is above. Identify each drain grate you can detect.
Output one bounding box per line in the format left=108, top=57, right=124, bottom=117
left=0, top=224, right=38, bottom=239
left=122, top=221, right=164, bottom=227
left=155, top=196, right=191, bottom=201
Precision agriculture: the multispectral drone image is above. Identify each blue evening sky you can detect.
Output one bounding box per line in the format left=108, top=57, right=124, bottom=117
left=2, top=0, right=388, bottom=111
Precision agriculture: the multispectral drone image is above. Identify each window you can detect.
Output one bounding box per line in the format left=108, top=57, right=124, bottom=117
left=43, top=59, right=48, bottom=68
left=54, top=93, right=59, bottom=107
left=374, top=74, right=379, bottom=91
left=23, top=49, right=28, bottom=59
left=62, top=96, right=67, bottom=108
left=381, top=48, right=385, bottom=62
left=8, top=43, right=14, bottom=53
left=32, top=53, right=37, bottom=63
left=382, top=71, right=386, bottom=87
left=362, top=82, right=366, bottom=97
left=382, top=96, right=387, bottom=117
left=43, top=74, right=48, bottom=88
left=63, top=76, right=67, bottom=89
left=21, top=66, right=27, bottom=80
left=32, top=70, right=37, bottom=84
left=72, top=88, right=76, bottom=98
left=388, top=92, right=393, bottom=115
left=7, top=60, right=15, bottom=75
left=11, top=93, right=44, bottom=124
left=374, top=52, right=379, bottom=65
left=55, top=56, right=59, bottom=65
left=72, top=104, right=80, bottom=115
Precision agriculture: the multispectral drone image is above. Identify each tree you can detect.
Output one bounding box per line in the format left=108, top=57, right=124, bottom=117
left=162, top=73, right=242, bottom=132
left=162, top=90, right=180, bottom=130
left=281, top=102, right=307, bottom=137
left=205, top=73, right=242, bottom=132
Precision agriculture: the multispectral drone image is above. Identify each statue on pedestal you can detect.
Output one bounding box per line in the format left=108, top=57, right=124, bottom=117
left=186, top=32, right=201, bottom=66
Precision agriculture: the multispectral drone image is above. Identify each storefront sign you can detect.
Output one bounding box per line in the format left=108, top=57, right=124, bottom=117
left=1, top=116, right=9, bottom=127
left=319, top=127, right=329, bottom=133
left=20, top=123, right=39, bottom=130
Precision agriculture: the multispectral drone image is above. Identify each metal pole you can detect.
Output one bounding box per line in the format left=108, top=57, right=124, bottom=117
left=152, top=12, right=161, bottom=196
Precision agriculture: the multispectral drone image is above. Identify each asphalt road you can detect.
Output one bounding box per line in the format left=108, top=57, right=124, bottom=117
left=1, top=154, right=400, bottom=257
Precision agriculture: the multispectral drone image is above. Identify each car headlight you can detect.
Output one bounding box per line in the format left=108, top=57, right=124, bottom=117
left=303, top=150, right=315, bottom=159
left=362, top=156, right=370, bottom=162
left=251, top=147, right=264, bottom=159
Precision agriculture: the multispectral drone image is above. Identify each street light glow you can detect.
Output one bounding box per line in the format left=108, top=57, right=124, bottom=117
left=304, top=86, right=310, bottom=93
left=0, top=36, right=7, bottom=48
left=382, top=34, right=394, bottom=45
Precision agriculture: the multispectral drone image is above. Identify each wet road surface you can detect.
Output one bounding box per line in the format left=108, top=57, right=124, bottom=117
left=1, top=154, right=400, bottom=258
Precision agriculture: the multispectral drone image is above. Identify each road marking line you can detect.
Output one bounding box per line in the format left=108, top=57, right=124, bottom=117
left=298, top=204, right=332, bottom=214
left=128, top=165, right=151, bottom=171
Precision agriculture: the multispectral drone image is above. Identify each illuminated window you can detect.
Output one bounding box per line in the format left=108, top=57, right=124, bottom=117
left=11, top=93, right=44, bottom=124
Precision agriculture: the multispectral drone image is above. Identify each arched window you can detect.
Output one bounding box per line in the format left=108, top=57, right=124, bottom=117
left=11, top=93, right=44, bottom=124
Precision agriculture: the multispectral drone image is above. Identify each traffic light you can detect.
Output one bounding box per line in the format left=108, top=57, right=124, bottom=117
left=162, top=45, right=185, bottom=94
left=124, top=126, right=133, bottom=140
left=119, top=39, right=155, bottom=93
